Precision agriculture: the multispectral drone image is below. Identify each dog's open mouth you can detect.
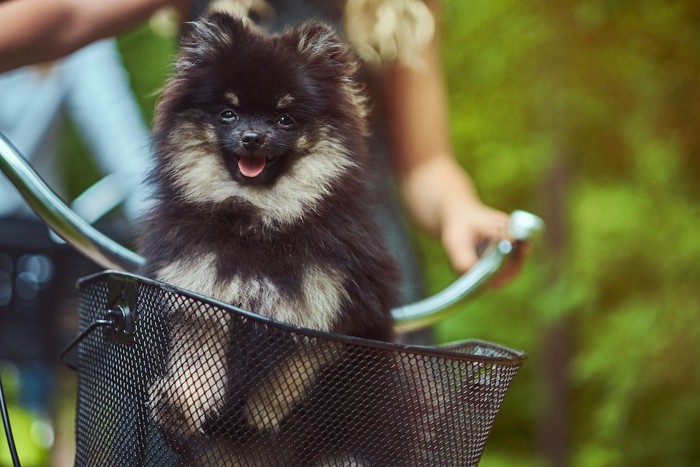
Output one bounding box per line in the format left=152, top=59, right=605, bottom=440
left=238, top=156, right=266, bottom=178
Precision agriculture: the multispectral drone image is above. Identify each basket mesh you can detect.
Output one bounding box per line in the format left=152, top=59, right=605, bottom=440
left=73, top=272, right=525, bottom=466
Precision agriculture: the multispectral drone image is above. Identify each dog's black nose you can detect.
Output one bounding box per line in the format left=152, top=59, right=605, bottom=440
left=241, top=131, right=265, bottom=150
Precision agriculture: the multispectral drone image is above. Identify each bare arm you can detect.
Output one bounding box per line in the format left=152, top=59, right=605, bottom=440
left=0, top=0, right=189, bottom=73
left=383, top=1, right=514, bottom=274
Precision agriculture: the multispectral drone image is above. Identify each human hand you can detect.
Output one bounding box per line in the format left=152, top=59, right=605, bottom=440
left=440, top=201, right=528, bottom=287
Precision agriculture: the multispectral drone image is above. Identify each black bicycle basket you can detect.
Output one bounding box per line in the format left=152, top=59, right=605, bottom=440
left=71, top=271, right=525, bottom=467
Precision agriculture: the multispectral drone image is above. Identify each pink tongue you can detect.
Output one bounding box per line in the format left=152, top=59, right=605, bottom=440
left=238, top=157, right=266, bottom=178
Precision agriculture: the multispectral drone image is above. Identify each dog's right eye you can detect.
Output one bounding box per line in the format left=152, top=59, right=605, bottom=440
left=219, top=110, right=237, bottom=122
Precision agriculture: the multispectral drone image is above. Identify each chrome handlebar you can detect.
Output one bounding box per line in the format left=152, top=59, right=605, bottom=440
left=0, top=131, right=543, bottom=331
left=0, top=133, right=144, bottom=271
left=392, top=210, right=543, bottom=332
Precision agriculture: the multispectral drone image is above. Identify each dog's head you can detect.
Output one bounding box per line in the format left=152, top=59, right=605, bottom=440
left=153, top=14, right=368, bottom=226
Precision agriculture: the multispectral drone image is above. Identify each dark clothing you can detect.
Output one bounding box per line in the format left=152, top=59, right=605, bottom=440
left=266, top=0, right=426, bottom=305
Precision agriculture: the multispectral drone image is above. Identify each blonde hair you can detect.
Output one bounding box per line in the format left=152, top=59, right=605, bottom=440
left=344, top=0, right=434, bottom=68
left=206, top=0, right=275, bottom=22
left=203, top=0, right=435, bottom=67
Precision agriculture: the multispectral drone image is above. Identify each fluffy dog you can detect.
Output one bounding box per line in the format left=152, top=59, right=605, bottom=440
left=139, top=12, right=403, bottom=465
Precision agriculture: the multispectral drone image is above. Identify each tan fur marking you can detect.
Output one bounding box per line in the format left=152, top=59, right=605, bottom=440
left=295, top=134, right=312, bottom=151
left=156, top=255, right=347, bottom=332
left=244, top=346, right=338, bottom=432
left=153, top=255, right=348, bottom=434
left=237, top=130, right=357, bottom=227
left=297, top=266, right=348, bottom=331
left=166, top=121, right=239, bottom=205
left=219, top=266, right=345, bottom=332
left=167, top=121, right=357, bottom=228
left=225, top=91, right=240, bottom=107
left=156, top=252, right=219, bottom=296
left=276, top=94, right=294, bottom=109
left=148, top=255, right=231, bottom=437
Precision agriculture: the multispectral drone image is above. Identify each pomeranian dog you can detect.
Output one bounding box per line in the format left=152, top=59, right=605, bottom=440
left=139, top=12, right=405, bottom=465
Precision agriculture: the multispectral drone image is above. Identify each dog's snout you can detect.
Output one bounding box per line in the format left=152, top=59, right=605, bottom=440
left=241, top=131, right=265, bottom=150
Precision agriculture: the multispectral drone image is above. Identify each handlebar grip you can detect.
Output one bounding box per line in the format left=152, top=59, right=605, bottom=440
left=391, top=210, right=543, bottom=333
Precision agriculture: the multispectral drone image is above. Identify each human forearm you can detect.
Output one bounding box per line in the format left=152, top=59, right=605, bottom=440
left=0, top=0, right=76, bottom=72
left=401, top=153, right=480, bottom=236
left=383, top=16, right=478, bottom=236
left=383, top=2, right=513, bottom=272
left=0, top=0, right=181, bottom=73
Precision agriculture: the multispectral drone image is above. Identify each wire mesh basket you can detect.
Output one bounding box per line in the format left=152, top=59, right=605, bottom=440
left=70, top=271, right=525, bottom=466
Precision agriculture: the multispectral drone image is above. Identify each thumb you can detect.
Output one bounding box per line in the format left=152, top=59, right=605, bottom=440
left=442, top=230, right=479, bottom=274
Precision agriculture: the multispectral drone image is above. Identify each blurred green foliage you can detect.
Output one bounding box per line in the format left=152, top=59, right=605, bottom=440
left=0, top=366, right=49, bottom=466
left=431, top=1, right=700, bottom=466
left=37, top=0, right=700, bottom=465
left=57, top=23, right=175, bottom=200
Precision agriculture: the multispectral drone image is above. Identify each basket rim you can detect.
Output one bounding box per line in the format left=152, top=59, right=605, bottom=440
left=78, top=270, right=527, bottom=367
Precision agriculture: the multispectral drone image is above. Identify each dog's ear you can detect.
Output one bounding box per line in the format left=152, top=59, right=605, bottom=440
left=177, top=12, right=248, bottom=71
left=286, top=22, right=360, bottom=75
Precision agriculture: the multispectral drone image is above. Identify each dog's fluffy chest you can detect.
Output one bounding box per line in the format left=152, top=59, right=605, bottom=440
left=156, top=252, right=347, bottom=332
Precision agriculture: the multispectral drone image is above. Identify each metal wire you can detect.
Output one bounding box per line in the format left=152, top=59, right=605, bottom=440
left=59, top=316, right=118, bottom=371
left=73, top=271, right=525, bottom=466
left=0, top=374, right=21, bottom=467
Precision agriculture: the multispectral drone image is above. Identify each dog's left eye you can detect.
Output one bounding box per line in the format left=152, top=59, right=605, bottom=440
left=220, top=110, right=237, bottom=122
left=277, top=115, right=295, bottom=127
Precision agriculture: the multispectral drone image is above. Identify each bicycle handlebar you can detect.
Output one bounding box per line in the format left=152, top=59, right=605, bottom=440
left=0, top=133, right=145, bottom=271
left=392, top=210, right=543, bottom=332
left=0, top=131, right=543, bottom=331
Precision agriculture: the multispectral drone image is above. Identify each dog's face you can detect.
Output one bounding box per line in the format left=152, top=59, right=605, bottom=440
left=176, top=23, right=337, bottom=188
left=153, top=14, right=367, bottom=226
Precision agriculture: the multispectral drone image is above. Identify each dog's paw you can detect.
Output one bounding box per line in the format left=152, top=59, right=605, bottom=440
left=148, top=376, right=204, bottom=437
left=148, top=368, right=226, bottom=437
left=243, top=349, right=335, bottom=432
left=243, top=385, right=292, bottom=432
